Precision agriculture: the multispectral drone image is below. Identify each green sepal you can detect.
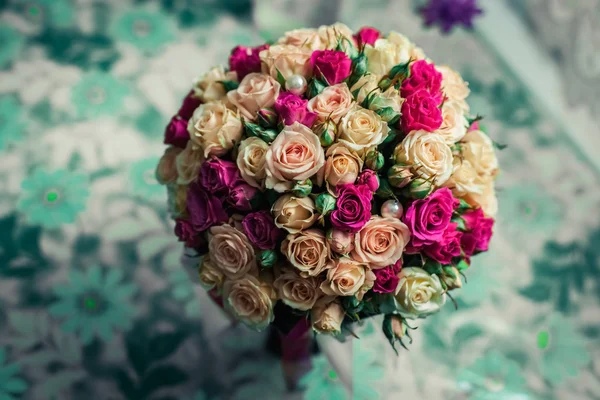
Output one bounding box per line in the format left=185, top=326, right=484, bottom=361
left=291, top=179, right=313, bottom=198
left=451, top=215, right=467, bottom=231
left=442, top=265, right=457, bottom=280
left=493, top=140, right=508, bottom=150
left=306, top=78, right=327, bottom=98
left=423, top=259, right=443, bottom=276
left=378, top=294, right=399, bottom=315
left=467, top=114, right=484, bottom=126
left=219, top=80, right=239, bottom=92
left=258, top=249, right=278, bottom=269
left=375, top=106, right=400, bottom=123
left=456, top=259, right=470, bottom=272
left=388, top=61, right=411, bottom=81
left=275, top=68, right=287, bottom=88
left=244, top=120, right=278, bottom=144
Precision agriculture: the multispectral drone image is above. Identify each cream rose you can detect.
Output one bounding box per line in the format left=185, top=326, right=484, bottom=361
left=462, top=130, right=498, bottom=179
left=223, top=275, right=275, bottom=331
left=464, top=181, right=498, bottom=217
left=259, top=44, right=312, bottom=80
left=435, top=102, right=468, bottom=145
left=437, top=65, right=470, bottom=112
left=351, top=216, right=411, bottom=269
left=208, top=225, right=256, bottom=280
left=364, top=37, right=411, bottom=76
left=271, top=194, right=319, bottom=234
left=324, top=143, right=363, bottom=193
left=393, top=130, right=453, bottom=186
left=395, top=267, right=446, bottom=319
left=192, top=66, right=237, bottom=103
left=227, top=73, right=281, bottom=121
left=175, top=140, right=205, bottom=184
left=187, top=101, right=243, bottom=157
left=317, top=22, right=355, bottom=49
left=277, top=28, right=324, bottom=50
left=274, top=266, right=322, bottom=311
left=338, top=105, right=389, bottom=154
left=311, top=300, right=344, bottom=334
left=307, top=83, right=355, bottom=123
left=281, top=229, right=331, bottom=277
left=445, top=158, right=485, bottom=197
left=350, top=73, right=381, bottom=103
left=236, top=137, right=269, bottom=189
left=387, top=31, right=426, bottom=61
left=156, top=146, right=182, bottom=185
left=198, top=255, right=224, bottom=292
left=265, top=122, right=325, bottom=192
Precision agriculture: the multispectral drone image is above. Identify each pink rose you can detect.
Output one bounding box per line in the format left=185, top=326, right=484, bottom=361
left=227, top=73, right=281, bottom=121
left=327, top=228, right=355, bottom=254
left=227, top=180, right=258, bottom=211
left=199, top=157, right=240, bottom=197
left=331, top=184, right=373, bottom=233
left=229, top=44, right=269, bottom=80
left=178, top=90, right=202, bottom=120
left=164, top=116, right=190, bottom=148
left=186, top=183, right=228, bottom=232
left=401, top=60, right=443, bottom=104
left=242, top=210, right=281, bottom=250
left=356, top=170, right=380, bottom=192
left=401, top=89, right=443, bottom=133
left=310, top=50, right=352, bottom=85
left=351, top=217, right=411, bottom=268
left=423, top=223, right=463, bottom=264
left=403, top=188, right=459, bottom=250
left=355, top=27, right=381, bottom=47
left=461, top=208, right=494, bottom=255
left=274, top=92, right=317, bottom=127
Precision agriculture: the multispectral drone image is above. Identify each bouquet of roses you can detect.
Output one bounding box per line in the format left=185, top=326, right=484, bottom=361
left=156, top=23, right=498, bottom=351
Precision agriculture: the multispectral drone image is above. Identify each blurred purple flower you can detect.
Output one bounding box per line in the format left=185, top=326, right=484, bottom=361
left=420, top=0, right=483, bottom=33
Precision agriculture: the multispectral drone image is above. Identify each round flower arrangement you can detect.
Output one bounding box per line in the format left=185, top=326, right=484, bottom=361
left=157, top=23, right=499, bottom=351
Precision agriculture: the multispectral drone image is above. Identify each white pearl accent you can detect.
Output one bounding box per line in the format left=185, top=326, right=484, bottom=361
left=381, top=200, right=403, bottom=219
left=285, top=74, right=307, bottom=95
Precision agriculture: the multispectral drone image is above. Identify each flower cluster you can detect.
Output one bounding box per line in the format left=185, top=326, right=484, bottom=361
left=157, top=23, right=499, bottom=349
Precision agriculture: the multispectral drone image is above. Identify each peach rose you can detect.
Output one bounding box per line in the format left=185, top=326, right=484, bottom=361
left=156, top=146, right=182, bottom=185
left=324, top=143, right=363, bottom=193
left=198, top=255, right=224, bottom=292
left=274, top=266, right=322, bottom=311
left=464, top=180, right=498, bottom=217
left=462, top=130, right=498, bottom=179
left=338, top=105, right=389, bottom=153
left=272, top=194, right=318, bottom=234
left=259, top=44, right=312, bottom=80
left=192, top=65, right=237, bottom=103
left=223, top=274, right=275, bottom=331
left=317, top=23, right=355, bottom=49
left=236, top=137, right=269, bottom=189
left=311, top=300, right=344, bottom=334
left=208, top=224, right=256, bottom=280
left=175, top=140, right=205, bottom=184
left=187, top=101, right=243, bottom=157
left=307, top=83, right=354, bottom=123
left=320, top=257, right=371, bottom=298
left=277, top=28, right=324, bottom=50
left=437, top=65, right=470, bottom=112
left=351, top=216, right=411, bottom=269
left=265, top=122, right=325, bottom=192
left=227, top=73, right=281, bottom=121
left=350, top=73, right=381, bottom=103
left=281, top=229, right=331, bottom=277
left=435, top=102, right=468, bottom=145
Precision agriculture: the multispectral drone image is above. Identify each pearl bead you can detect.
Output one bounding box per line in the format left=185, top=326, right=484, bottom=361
left=381, top=200, right=403, bottom=219
left=285, top=74, right=307, bottom=95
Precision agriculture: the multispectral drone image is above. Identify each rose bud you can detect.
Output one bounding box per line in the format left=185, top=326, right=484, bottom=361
left=257, top=107, right=278, bottom=128
left=375, top=178, right=395, bottom=199
left=291, top=179, right=313, bottom=198
left=311, top=301, right=344, bottom=334
left=388, top=164, right=413, bottom=188
left=351, top=53, right=368, bottom=77
left=441, top=266, right=462, bottom=290
left=244, top=120, right=279, bottom=144
left=382, top=314, right=410, bottom=354
left=406, top=178, right=433, bottom=199
left=258, top=249, right=278, bottom=269
left=316, top=193, right=336, bottom=216
left=365, top=149, right=385, bottom=171
left=314, top=120, right=338, bottom=147
left=356, top=169, right=380, bottom=192
left=327, top=228, right=354, bottom=254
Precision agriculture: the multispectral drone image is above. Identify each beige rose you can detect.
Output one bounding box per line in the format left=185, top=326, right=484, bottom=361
left=281, top=229, right=331, bottom=277
left=307, top=83, right=354, bottom=123
left=236, top=137, right=269, bottom=189
left=175, top=140, right=205, bottom=184
left=272, top=194, right=318, bottom=234
left=387, top=31, right=426, bottom=61
left=187, top=101, right=243, bottom=157
left=259, top=44, right=312, bottom=80
left=338, top=105, right=389, bottom=154
left=437, top=65, right=470, bottom=112
left=462, top=130, right=498, bottom=179
left=364, top=37, right=412, bottom=76
left=435, top=102, right=468, bottom=145
left=273, top=266, right=322, bottom=311
left=351, top=216, right=411, bottom=269
left=156, top=146, right=182, bottom=185
left=311, top=300, right=344, bottom=334
left=350, top=73, right=381, bottom=103
left=393, top=130, right=453, bottom=186
left=198, top=255, right=224, bottom=292
left=327, top=229, right=355, bottom=255
left=395, top=267, right=446, bottom=319
left=317, top=22, right=355, bottom=49
left=223, top=275, right=275, bottom=331
left=208, top=225, right=256, bottom=280
left=192, top=65, right=237, bottom=103
left=227, top=73, right=281, bottom=121
left=445, top=158, right=485, bottom=197
left=277, top=28, right=324, bottom=50
left=265, top=122, right=325, bottom=192
left=356, top=268, right=376, bottom=301
left=324, top=143, right=363, bottom=193
left=320, top=257, right=368, bottom=298
left=464, top=181, right=498, bottom=217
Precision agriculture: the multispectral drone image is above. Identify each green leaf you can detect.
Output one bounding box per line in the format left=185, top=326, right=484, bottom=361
left=219, top=80, right=239, bottom=92
left=423, top=259, right=443, bottom=275
left=519, top=282, right=551, bottom=302
left=451, top=216, right=467, bottom=231
left=456, top=259, right=470, bottom=272
left=275, top=68, right=286, bottom=88
left=458, top=199, right=472, bottom=211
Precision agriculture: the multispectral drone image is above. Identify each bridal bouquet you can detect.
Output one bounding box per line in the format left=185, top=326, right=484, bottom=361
left=157, top=23, right=498, bottom=351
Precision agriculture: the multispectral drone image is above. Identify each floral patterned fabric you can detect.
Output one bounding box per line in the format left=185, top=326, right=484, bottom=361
left=0, top=0, right=599, bottom=399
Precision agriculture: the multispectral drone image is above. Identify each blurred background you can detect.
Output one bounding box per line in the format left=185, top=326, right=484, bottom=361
left=0, top=0, right=599, bottom=399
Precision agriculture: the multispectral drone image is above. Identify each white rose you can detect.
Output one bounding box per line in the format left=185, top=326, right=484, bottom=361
left=187, top=101, right=243, bottom=157
left=395, top=267, right=446, bottom=319
left=445, top=158, right=485, bottom=197
left=350, top=73, right=381, bottom=103
left=338, top=105, right=389, bottom=154
left=462, top=129, right=498, bottom=178
left=465, top=180, right=498, bottom=217
left=387, top=31, right=427, bottom=61
left=259, top=44, right=312, bottom=80
left=435, top=102, right=468, bottom=145
left=192, top=66, right=237, bottom=103
left=364, top=38, right=411, bottom=75
left=437, top=65, right=470, bottom=113
left=317, top=23, right=355, bottom=49
left=277, top=28, right=324, bottom=50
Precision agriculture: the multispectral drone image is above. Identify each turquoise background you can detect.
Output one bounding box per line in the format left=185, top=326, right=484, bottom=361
left=0, top=0, right=599, bottom=399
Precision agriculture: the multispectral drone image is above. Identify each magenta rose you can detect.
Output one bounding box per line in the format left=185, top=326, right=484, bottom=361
left=400, top=89, right=443, bottom=133
left=164, top=116, right=190, bottom=148
left=373, top=266, right=399, bottom=294
left=187, top=183, right=228, bottom=232
left=178, top=90, right=202, bottom=120
left=355, top=26, right=381, bottom=47
left=242, top=210, right=282, bottom=250
left=229, top=44, right=269, bottom=80
left=310, top=50, right=352, bottom=85
left=356, top=170, right=380, bottom=192
left=400, top=60, right=443, bottom=104
left=199, top=157, right=240, bottom=196
left=461, top=208, right=494, bottom=255
left=423, top=223, right=463, bottom=264
left=403, top=188, right=459, bottom=250
left=227, top=180, right=258, bottom=211
left=331, top=184, right=373, bottom=233
left=274, top=92, right=317, bottom=127
left=174, top=219, right=205, bottom=249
